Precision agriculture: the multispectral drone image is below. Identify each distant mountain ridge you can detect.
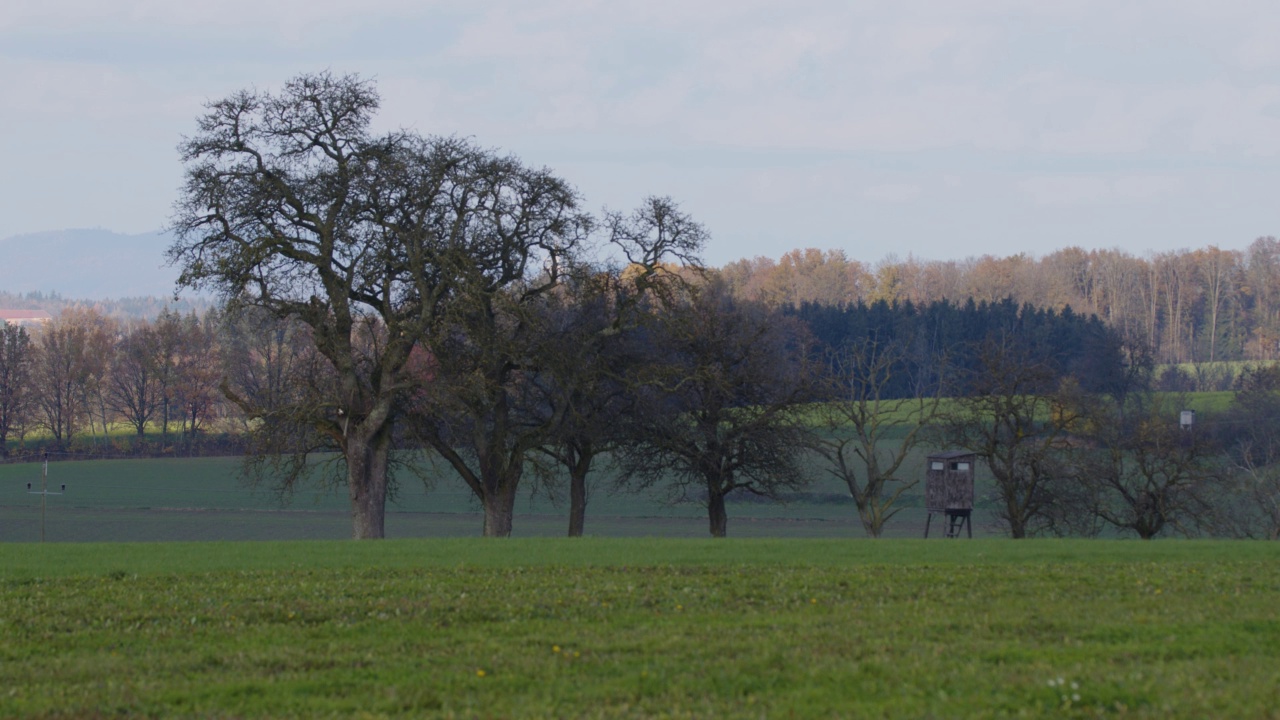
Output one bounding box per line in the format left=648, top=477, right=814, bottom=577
left=0, top=228, right=183, bottom=299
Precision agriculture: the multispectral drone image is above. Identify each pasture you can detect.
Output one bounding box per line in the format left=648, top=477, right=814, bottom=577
left=2, top=538, right=1278, bottom=718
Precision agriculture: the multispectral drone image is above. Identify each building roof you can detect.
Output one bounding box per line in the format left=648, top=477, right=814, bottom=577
left=927, top=450, right=976, bottom=460
left=0, top=309, right=53, bottom=322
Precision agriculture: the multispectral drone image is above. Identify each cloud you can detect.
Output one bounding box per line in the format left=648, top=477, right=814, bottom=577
left=1018, top=174, right=1183, bottom=207
left=0, top=58, right=195, bottom=120
left=5, top=0, right=1280, bottom=258
left=862, top=183, right=922, bottom=204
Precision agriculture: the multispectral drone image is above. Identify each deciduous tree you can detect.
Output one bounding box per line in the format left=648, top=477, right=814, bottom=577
left=815, top=337, right=946, bottom=538
left=0, top=323, right=33, bottom=456
left=616, top=281, right=818, bottom=538
left=1069, top=391, right=1220, bottom=539
left=940, top=338, right=1083, bottom=538
left=171, top=72, right=586, bottom=538
left=108, top=321, right=162, bottom=437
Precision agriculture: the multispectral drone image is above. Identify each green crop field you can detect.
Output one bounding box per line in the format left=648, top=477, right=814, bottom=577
left=2, top=538, right=1278, bottom=718
left=0, top=388, right=1253, bottom=544
left=0, top=452, right=955, bottom=542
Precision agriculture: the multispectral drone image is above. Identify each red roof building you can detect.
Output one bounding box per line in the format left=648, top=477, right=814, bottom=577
left=0, top=309, right=53, bottom=326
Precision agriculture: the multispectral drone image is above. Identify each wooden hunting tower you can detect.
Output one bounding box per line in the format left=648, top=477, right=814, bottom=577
left=924, top=450, right=976, bottom=538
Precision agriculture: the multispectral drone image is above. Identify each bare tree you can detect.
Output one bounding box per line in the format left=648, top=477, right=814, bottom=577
left=407, top=197, right=706, bottom=537
left=940, top=338, right=1082, bottom=538
left=533, top=272, right=637, bottom=537
left=540, top=197, right=709, bottom=536
left=32, top=313, right=96, bottom=448
left=170, top=72, right=587, bottom=538
left=409, top=278, right=579, bottom=538
left=1227, top=446, right=1280, bottom=540
left=815, top=338, right=945, bottom=538
left=218, top=307, right=317, bottom=420
left=152, top=310, right=187, bottom=441
left=616, top=281, right=819, bottom=538
left=1070, top=392, right=1220, bottom=539
left=173, top=311, right=222, bottom=443
left=56, top=308, right=115, bottom=448
left=0, top=323, right=34, bottom=456
left=107, top=321, right=162, bottom=437
left=1217, top=365, right=1280, bottom=539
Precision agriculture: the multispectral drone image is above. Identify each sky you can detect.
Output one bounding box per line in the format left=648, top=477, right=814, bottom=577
left=3, top=1, right=1280, bottom=267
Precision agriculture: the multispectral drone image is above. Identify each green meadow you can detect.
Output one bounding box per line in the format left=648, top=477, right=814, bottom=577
left=0, top=454, right=945, bottom=542
left=1, top=393, right=1273, bottom=716
left=2, top=539, right=1278, bottom=718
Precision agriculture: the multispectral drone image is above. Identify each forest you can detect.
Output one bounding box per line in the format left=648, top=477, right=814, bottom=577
left=723, top=240, right=1280, bottom=367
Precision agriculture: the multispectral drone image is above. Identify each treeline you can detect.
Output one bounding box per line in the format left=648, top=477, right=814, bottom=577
left=791, top=297, right=1127, bottom=397
left=0, top=290, right=212, bottom=324
left=0, top=309, right=225, bottom=457
left=723, top=241, right=1280, bottom=365
left=5, top=286, right=1280, bottom=541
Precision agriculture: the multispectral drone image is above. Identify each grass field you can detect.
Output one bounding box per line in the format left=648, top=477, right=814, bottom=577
left=2, top=538, right=1278, bottom=718
left=0, top=453, right=956, bottom=542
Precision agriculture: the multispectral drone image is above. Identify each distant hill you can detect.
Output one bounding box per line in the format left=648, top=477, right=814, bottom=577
left=0, top=229, right=182, bottom=299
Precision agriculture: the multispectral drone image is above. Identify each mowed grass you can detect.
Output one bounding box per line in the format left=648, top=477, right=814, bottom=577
left=2, top=539, right=1279, bottom=718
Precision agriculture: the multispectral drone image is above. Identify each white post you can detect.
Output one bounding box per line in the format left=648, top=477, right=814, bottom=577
left=27, top=452, right=64, bottom=542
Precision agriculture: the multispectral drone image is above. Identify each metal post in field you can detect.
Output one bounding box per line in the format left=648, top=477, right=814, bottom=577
left=26, top=452, right=65, bottom=543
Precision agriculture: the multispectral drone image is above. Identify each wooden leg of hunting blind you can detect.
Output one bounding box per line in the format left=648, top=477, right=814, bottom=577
left=944, top=510, right=972, bottom=539
left=924, top=512, right=934, bottom=538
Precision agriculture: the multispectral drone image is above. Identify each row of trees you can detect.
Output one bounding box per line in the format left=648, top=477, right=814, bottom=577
left=10, top=291, right=1275, bottom=541
left=806, top=334, right=1280, bottom=541
left=10, top=71, right=1277, bottom=542
left=0, top=290, right=211, bottom=325
left=0, top=310, right=219, bottom=456
left=164, top=72, right=744, bottom=539
left=722, top=240, right=1280, bottom=365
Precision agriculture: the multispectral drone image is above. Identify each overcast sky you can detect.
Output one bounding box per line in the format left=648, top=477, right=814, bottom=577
left=3, top=1, right=1280, bottom=266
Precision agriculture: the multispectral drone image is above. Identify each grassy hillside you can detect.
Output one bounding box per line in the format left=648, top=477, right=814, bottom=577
left=2, top=539, right=1278, bottom=718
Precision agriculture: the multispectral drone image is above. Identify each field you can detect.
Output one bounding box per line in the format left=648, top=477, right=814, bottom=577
left=2, top=538, right=1279, bottom=718
left=0, top=453, right=950, bottom=542
left=0, top=388, right=1246, bottom=543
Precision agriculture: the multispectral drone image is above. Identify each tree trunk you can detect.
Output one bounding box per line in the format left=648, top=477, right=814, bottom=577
left=347, top=422, right=391, bottom=539
left=567, top=447, right=593, bottom=537
left=1004, top=486, right=1029, bottom=539
left=707, top=489, right=729, bottom=538
left=483, top=480, right=519, bottom=538
left=861, top=505, right=885, bottom=539
left=568, top=468, right=588, bottom=537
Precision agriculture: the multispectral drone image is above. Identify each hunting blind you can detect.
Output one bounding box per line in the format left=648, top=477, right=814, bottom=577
left=924, top=450, right=975, bottom=539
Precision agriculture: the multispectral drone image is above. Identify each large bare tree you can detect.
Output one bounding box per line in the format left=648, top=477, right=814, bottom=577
left=405, top=197, right=705, bottom=537
left=169, top=71, right=586, bottom=538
